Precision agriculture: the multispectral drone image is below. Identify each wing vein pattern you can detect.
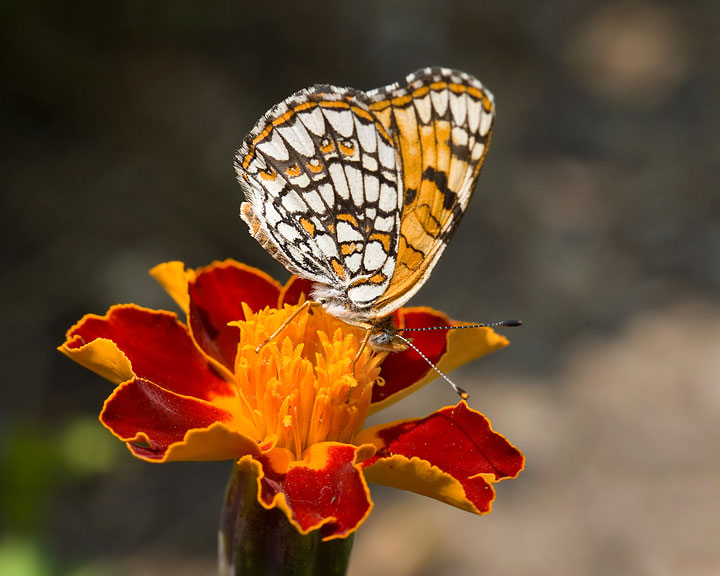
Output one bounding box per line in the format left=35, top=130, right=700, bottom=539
left=235, top=67, right=495, bottom=325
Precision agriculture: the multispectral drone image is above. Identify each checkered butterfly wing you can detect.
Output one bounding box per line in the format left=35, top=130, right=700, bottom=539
left=365, top=68, right=496, bottom=317
left=235, top=87, right=404, bottom=309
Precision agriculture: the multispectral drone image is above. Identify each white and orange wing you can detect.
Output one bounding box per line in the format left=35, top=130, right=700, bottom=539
left=235, top=87, right=404, bottom=310
left=365, top=67, right=495, bottom=317
left=235, top=67, right=495, bottom=320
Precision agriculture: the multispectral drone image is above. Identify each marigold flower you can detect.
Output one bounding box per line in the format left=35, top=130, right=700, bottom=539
left=59, top=259, right=523, bottom=542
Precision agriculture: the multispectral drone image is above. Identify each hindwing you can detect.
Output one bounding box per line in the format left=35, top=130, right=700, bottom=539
left=236, top=88, right=404, bottom=309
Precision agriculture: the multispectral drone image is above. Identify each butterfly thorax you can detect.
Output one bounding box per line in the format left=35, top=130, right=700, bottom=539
left=310, top=282, right=407, bottom=352
left=310, top=281, right=375, bottom=324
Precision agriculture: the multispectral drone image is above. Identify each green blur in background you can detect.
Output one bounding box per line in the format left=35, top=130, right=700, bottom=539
left=1, top=1, right=718, bottom=575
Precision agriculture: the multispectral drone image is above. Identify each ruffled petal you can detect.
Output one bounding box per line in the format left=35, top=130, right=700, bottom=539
left=149, top=261, right=192, bottom=313
left=187, top=260, right=282, bottom=371
left=240, top=442, right=376, bottom=541
left=160, top=422, right=269, bottom=463
left=60, top=305, right=234, bottom=400
left=101, top=377, right=255, bottom=461
left=58, top=330, right=134, bottom=386
left=357, top=402, right=523, bottom=514
left=370, top=307, right=510, bottom=413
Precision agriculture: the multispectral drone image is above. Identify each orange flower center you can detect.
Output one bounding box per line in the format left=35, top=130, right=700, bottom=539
left=228, top=303, right=383, bottom=459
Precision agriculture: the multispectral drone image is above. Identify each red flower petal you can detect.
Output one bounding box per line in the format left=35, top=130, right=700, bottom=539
left=371, top=307, right=449, bottom=404
left=66, top=305, right=233, bottom=400
left=102, top=377, right=235, bottom=461
left=254, top=443, right=375, bottom=540
left=279, top=276, right=314, bottom=307
left=359, top=402, right=523, bottom=513
left=188, top=261, right=282, bottom=370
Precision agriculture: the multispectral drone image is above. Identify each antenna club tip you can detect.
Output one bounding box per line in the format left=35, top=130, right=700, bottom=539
left=504, top=320, right=523, bottom=327
left=459, top=390, right=469, bottom=400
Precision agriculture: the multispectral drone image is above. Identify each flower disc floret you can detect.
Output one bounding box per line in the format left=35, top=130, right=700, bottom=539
left=230, top=303, right=382, bottom=459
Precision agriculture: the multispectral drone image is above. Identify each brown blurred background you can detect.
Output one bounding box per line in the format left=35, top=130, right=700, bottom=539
left=1, top=1, right=718, bottom=575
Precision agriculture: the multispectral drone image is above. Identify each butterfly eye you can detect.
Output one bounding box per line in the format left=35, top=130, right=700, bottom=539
left=371, top=331, right=394, bottom=346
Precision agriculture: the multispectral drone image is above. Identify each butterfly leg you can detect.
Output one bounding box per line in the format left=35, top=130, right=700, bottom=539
left=254, top=299, right=319, bottom=353
left=344, top=325, right=370, bottom=404
left=353, top=327, right=373, bottom=372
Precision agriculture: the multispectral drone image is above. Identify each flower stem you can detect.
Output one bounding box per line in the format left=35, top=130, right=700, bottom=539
left=219, top=462, right=354, bottom=576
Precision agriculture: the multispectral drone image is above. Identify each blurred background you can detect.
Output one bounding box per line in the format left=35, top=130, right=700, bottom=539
left=2, top=1, right=718, bottom=574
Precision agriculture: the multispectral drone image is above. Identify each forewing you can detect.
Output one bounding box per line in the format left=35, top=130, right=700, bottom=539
left=364, top=67, right=495, bottom=315
left=235, top=87, right=403, bottom=308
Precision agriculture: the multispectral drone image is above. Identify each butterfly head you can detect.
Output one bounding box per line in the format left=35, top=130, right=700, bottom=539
left=368, top=316, right=408, bottom=353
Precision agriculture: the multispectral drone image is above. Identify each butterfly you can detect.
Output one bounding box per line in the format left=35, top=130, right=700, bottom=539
left=235, top=67, right=512, bottom=394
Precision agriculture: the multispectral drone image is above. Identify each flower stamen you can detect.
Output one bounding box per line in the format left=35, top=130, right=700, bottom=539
left=231, top=304, right=380, bottom=459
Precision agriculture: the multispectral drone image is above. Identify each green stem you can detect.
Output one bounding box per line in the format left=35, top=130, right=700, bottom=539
left=219, top=462, right=354, bottom=576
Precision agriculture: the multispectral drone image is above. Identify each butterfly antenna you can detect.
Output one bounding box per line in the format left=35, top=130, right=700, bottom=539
left=392, top=333, right=469, bottom=400
left=400, top=319, right=522, bottom=332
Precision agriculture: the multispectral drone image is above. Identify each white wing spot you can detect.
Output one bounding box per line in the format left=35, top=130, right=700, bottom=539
left=277, top=221, right=301, bottom=241
left=249, top=173, right=286, bottom=196
left=287, top=173, right=311, bottom=189
left=479, top=110, right=492, bottom=137
left=344, top=253, right=362, bottom=273
left=348, top=283, right=386, bottom=306
left=363, top=241, right=387, bottom=269
left=318, top=182, right=335, bottom=206
left=364, top=174, right=379, bottom=202
left=362, top=155, right=378, bottom=172
left=381, top=257, right=395, bottom=276
left=303, top=190, right=326, bottom=213
left=281, top=189, right=308, bottom=213
left=336, top=221, right=363, bottom=242
left=430, top=89, right=449, bottom=117
left=355, top=120, right=378, bottom=153
left=345, top=165, right=364, bottom=207
left=449, top=92, right=467, bottom=126
left=414, top=94, right=433, bottom=124
left=471, top=142, right=486, bottom=160
left=374, top=215, right=395, bottom=232
left=451, top=126, right=469, bottom=147
left=328, top=163, right=350, bottom=200
left=316, top=233, right=340, bottom=259
left=323, top=109, right=355, bottom=138
left=256, top=130, right=289, bottom=161
left=467, top=100, right=481, bottom=133
left=378, top=141, right=396, bottom=169
left=298, top=107, right=326, bottom=136
left=378, top=183, right=398, bottom=213
left=264, top=202, right=283, bottom=226
left=277, top=124, right=314, bottom=157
